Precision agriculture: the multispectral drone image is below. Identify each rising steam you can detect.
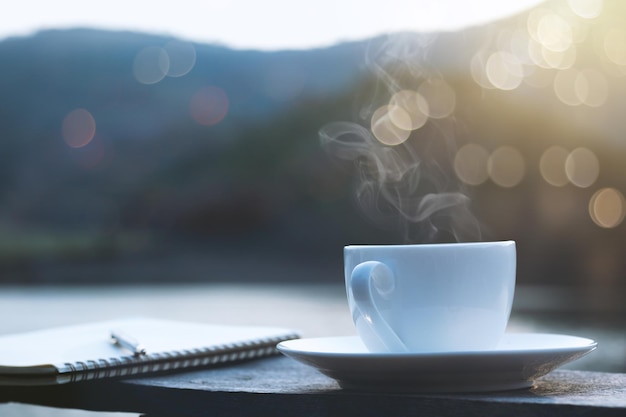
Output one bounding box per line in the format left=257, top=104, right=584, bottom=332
left=320, top=34, right=481, bottom=243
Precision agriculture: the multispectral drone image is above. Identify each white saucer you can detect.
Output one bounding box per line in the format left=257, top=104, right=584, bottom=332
left=277, top=333, right=597, bottom=393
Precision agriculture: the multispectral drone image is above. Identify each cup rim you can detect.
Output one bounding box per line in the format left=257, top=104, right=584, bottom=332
left=344, top=240, right=515, bottom=250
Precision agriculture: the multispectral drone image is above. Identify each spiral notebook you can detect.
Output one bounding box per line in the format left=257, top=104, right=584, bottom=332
left=0, top=318, right=299, bottom=386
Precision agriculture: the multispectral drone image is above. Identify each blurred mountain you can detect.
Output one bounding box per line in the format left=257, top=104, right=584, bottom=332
left=0, top=26, right=486, bottom=252
left=0, top=25, right=485, bottom=240
left=0, top=29, right=375, bottom=240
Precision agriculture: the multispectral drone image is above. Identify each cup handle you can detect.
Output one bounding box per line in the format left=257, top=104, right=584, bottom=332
left=350, top=261, right=408, bottom=352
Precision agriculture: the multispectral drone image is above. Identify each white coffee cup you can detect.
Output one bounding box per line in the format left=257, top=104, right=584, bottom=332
left=344, top=241, right=516, bottom=353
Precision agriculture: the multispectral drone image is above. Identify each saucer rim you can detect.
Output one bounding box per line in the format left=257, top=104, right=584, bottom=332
left=277, top=333, right=598, bottom=358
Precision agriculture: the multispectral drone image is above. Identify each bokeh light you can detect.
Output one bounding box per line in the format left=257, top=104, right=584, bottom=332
left=508, top=27, right=534, bottom=65
left=461, top=1, right=611, bottom=114
left=62, top=108, right=96, bottom=148
left=568, top=0, right=603, bottom=19
left=485, top=50, right=524, bottom=90
left=70, top=136, right=112, bottom=170
left=454, top=143, right=490, bottom=186
left=524, top=65, right=554, bottom=88
left=527, top=37, right=551, bottom=69
left=371, top=105, right=411, bottom=146
left=541, top=43, right=577, bottom=69
left=190, top=86, right=230, bottom=126
left=163, top=40, right=196, bottom=77
left=579, top=69, right=608, bottom=107
left=554, top=68, right=583, bottom=105
left=604, top=27, right=626, bottom=66
left=389, top=90, right=429, bottom=131
left=133, top=46, right=170, bottom=85
left=540, top=146, right=569, bottom=187
left=553, top=67, right=608, bottom=107
left=534, top=11, right=573, bottom=52
left=567, top=10, right=591, bottom=43
left=527, top=8, right=549, bottom=43
left=565, top=147, right=600, bottom=188
left=470, top=52, right=494, bottom=89
left=386, top=105, right=413, bottom=132
left=589, top=187, right=625, bottom=228
left=487, top=146, right=526, bottom=187
left=417, top=78, right=456, bottom=119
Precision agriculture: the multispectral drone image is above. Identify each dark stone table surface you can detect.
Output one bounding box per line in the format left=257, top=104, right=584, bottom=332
left=3, top=355, right=625, bottom=417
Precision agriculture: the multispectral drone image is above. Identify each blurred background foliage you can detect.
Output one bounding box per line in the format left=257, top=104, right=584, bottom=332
left=0, top=0, right=625, bottom=309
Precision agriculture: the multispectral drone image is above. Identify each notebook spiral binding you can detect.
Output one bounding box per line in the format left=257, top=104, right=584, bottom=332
left=55, top=333, right=299, bottom=384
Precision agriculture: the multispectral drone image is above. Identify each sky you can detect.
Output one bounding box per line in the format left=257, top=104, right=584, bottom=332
left=1, top=0, right=544, bottom=50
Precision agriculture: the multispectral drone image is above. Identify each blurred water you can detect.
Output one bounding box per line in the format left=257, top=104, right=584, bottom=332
left=0, top=284, right=623, bottom=416
left=0, top=284, right=352, bottom=417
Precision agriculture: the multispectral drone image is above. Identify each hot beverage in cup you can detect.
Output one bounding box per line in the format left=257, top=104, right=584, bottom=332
left=344, top=241, right=516, bottom=353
